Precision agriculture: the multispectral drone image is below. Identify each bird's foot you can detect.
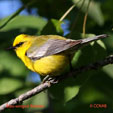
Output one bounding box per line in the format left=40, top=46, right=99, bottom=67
left=42, top=75, right=59, bottom=87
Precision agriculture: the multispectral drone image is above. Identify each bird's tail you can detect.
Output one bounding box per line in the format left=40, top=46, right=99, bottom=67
left=69, top=34, right=108, bottom=52
left=80, top=34, right=108, bottom=45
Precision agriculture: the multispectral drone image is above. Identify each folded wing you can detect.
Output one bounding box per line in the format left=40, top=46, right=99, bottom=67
left=26, top=38, right=81, bottom=60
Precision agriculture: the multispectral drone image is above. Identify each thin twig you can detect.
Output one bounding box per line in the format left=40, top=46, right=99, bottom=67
left=0, top=55, right=113, bottom=112
left=59, top=4, right=76, bottom=22
left=82, top=0, right=92, bottom=37
left=59, top=0, right=82, bottom=22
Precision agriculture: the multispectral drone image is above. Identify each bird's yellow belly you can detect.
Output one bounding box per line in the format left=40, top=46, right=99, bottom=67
left=33, top=54, right=70, bottom=76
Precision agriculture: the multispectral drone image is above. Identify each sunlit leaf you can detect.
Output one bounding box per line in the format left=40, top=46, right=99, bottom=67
left=0, top=78, right=23, bottom=95
left=41, top=19, right=64, bottom=35
left=64, top=86, right=80, bottom=102
left=0, top=15, right=47, bottom=32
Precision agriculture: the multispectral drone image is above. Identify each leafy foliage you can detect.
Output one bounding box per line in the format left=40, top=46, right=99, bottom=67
left=0, top=0, right=113, bottom=113
left=41, top=19, right=63, bottom=35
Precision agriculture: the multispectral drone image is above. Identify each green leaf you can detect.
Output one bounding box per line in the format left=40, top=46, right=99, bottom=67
left=0, top=15, right=47, bottom=31
left=64, top=86, right=80, bottom=102
left=72, top=50, right=82, bottom=67
left=103, top=65, right=113, bottom=79
left=73, top=0, right=104, bottom=26
left=91, top=40, right=106, bottom=49
left=41, top=19, right=64, bottom=35
left=0, top=78, right=23, bottom=95
left=0, top=15, right=47, bottom=37
left=102, top=33, right=113, bottom=54
left=0, top=51, right=27, bottom=77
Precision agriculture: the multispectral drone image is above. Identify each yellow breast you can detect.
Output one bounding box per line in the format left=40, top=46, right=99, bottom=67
left=33, top=54, right=70, bottom=76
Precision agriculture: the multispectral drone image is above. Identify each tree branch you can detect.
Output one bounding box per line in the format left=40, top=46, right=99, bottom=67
left=0, top=55, right=113, bottom=112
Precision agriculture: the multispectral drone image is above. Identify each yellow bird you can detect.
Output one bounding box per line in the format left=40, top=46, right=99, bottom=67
left=9, top=34, right=107, bottom=77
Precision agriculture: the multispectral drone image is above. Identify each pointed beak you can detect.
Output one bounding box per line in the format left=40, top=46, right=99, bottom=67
left=6, top=46, right=16, bottom=50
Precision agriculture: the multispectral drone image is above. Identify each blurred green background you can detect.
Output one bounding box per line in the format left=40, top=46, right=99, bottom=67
left=0, top=0, right=113, bottom=113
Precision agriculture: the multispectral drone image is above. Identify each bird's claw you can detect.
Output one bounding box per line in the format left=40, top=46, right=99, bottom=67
left=42, top=75, right=59, bottom=87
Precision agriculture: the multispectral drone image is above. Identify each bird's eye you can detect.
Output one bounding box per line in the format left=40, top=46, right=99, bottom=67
left=15, top=42, right=24, bottom=47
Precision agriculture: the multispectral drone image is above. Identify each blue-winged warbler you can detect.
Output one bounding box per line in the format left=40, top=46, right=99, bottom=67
left=9, top=34, right=107, bottom=76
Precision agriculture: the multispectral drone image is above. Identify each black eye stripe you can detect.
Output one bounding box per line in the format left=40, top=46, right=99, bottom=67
left=15, top=42, right=24, bottom=47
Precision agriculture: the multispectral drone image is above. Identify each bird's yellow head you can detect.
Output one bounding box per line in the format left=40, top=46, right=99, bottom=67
left=12, top=34, right=34, bottom=62
left=13, top=34, right=31, bottom=49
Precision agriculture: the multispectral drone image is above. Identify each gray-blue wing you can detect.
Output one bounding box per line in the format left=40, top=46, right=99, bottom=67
left=26, top=39, right=81, bottom=60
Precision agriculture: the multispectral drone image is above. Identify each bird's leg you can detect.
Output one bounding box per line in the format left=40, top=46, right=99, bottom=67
left=42, top=75, right=59, bottom=87
left=48, top=76, right=59, bottom=84
left=42, top=75, right=51, bottom=87
left=42, top=75, right=50, bottom=83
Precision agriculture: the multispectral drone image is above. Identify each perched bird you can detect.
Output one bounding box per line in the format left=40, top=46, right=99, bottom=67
left=9, top=34, right=107, bottom=77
